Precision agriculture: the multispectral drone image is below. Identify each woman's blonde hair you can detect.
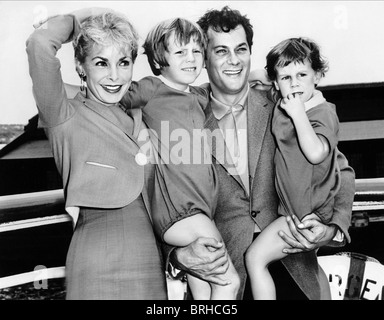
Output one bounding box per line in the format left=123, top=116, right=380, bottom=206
left=73, top=12, right=139, bottom=64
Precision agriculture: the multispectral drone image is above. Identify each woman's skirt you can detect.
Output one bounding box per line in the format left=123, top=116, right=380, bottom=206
left=65, top=195, right=167, bottom=300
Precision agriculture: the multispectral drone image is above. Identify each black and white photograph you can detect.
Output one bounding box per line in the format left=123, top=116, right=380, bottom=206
left=0, top=0, right=383, bottom=307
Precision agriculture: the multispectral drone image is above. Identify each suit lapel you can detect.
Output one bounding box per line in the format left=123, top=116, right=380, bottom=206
left=204, top=100, right=245, bottom=190
left=247, top=89, right=272, bottom=180
left=76, top=93, right=141, bottom=146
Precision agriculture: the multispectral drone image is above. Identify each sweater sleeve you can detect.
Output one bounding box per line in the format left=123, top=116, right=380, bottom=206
left=328, top=148, right=355, bottom=245
left=120, top=76, right=159, bottom=110
left=26, top=14, right=80, bottom=127
left=310, top=104, right=339, bottom=153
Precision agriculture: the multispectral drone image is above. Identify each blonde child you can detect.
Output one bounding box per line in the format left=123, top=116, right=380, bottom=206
left=120, top=18, right=240, bottom=300
left=245, top=38, right=341, bottom=300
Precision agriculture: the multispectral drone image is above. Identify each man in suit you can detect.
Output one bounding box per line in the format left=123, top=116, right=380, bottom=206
left=168, top=6, right=355, bottom=300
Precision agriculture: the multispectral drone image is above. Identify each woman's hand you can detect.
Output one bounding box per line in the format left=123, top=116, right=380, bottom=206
left=33, top=7, right=114, bottom=29
left=70, top=7, right=115, bottom=23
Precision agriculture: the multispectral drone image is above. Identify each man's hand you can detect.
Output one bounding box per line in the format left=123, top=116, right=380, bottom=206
left=248, top=69, right=273, bottom=91
left=172, top=237, right=231, bottom=286
left=278, top=215, right=337, bottom=254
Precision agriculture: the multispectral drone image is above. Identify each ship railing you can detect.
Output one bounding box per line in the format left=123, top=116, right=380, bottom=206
left=0, top=180, right=383, bottom=295
left=0, top=189, right=69, bottom=290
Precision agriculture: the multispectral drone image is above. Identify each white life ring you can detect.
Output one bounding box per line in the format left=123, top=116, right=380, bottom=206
left=318, top=252, right=384, bottom=300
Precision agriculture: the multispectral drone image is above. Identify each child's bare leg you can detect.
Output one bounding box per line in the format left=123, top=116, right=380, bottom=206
left=210, top=258, right=239, bottom=300
left=187, top=274, right=211, bottom=300
left=186, top=260, right=239, bottom=300
left=245, top=216, right=290, bottom=300
left=164, top=214, right=240, bottom=300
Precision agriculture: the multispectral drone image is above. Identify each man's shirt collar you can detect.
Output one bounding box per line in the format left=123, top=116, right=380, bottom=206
left=210, top=84, right=250, bottom=120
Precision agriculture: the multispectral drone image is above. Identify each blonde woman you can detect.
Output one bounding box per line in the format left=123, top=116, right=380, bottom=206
left=27, top=9, right=167, bottom=299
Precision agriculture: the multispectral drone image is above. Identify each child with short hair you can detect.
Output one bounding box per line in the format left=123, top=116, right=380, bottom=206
left=120, top=18, right=240, bottom=300
left=245, top=37, right=341, bottom=300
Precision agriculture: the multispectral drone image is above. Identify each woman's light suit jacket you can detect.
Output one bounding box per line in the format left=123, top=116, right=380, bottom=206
left=26, top=15, right=151, bottom=212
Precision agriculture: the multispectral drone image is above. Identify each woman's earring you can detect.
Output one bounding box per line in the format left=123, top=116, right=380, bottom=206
left=79, top=72, right=86, bottom=92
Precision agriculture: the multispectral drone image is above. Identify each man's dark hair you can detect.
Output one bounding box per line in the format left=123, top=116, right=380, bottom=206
left=196, top=6, right=253, bottom=52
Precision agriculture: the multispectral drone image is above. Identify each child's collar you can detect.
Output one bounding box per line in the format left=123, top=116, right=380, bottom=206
left=158, top=75, right=190, bottom=93
left=304, top=89, right=326, bottom=111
